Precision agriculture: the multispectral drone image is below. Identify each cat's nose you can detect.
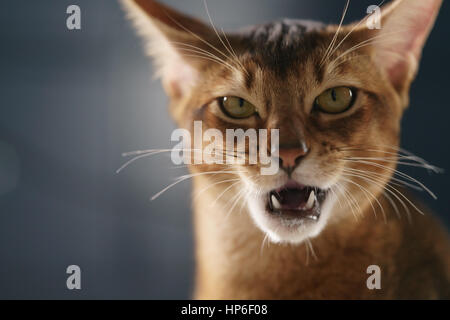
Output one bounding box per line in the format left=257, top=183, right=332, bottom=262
left=278, top=146, right=309, bottom=174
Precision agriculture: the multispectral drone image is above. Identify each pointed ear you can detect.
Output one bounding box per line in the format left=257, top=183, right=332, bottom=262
left=365, top=0, right=442, bottom=106
left=121, top=0, right=216, bottom=99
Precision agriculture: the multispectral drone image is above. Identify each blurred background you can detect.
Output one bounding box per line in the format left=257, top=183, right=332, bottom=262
left=0, top=0, right=448, bottom=299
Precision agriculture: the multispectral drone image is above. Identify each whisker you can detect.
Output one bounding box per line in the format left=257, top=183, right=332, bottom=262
left=325, top=0, right=387, bottom=63
left=306, top=238, right=318, bottom=262
left=202, top=0, right=248, bottom=75
left=331, top=53, right=366, bottom=70
left=320, top=0, right=350, bottom=66
left=211, top=179, right=243, bottom=207
left=328, top=34, right=403, bottom=70
left=117, top=148, right=203, bottom=173
left=221, top=28, right=248, bottom=75
left=342, top=182, right=364, bottom=217
left=260, top=232, right=270, bottom=257
left=382, top=190, right=401, bottom=219
left=172, top=41, right=226, bottom=60
left=117, top=145, right=252, bottom=174
left=304, top=240, right=310, bottom=266
left=225, top=187, right=249, bottom=220
left=340, top=171, right=418, bottom=221
left=178, top=53, right=238, bottom=73
left=329, top=185, right=344, bottom=210
left=341, top=159, right=438, bottom=200
left=339, top=175, right=385, bottom=221
left=122, top=148, right=173, bottom=157
left=151, top=169, right=245, bottom=201
left=193, top=177, right=241, bottom=202
left=343, top=156, right=440, bottom=172
left=343, top=166, right=424, bottom=192
left=339, top=145, right=443, bottom=174
left=163, top=9, right=238, bottom=69
left=334, top=181, right=361, bottom=220
left=340, top=143, right=432, bottom=160
left=172, top=42, right=239, bottom=71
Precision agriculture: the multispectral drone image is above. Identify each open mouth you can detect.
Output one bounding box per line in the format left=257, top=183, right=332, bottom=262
left=266, top=180, right=328, bottom=221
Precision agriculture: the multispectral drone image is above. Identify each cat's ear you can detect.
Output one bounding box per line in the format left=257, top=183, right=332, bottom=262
left=363, top=0, right=442, bottom=105
left=121, top=0, right=216, bottom=99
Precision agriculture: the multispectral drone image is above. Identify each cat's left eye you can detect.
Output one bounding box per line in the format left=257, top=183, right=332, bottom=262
left=314, top=87, right=355, bottom=114
left=218, top=97, right=257, bottom=119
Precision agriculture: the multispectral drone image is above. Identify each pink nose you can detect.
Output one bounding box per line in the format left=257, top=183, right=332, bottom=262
left=278, top=148, right=308, bottom=169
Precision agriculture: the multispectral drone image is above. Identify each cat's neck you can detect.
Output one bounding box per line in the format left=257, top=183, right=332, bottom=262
left=191, top=175, right=374, bottom=299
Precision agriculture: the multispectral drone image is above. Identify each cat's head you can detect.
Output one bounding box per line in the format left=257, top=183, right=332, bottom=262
left=122, top=0, right=442, bottom=243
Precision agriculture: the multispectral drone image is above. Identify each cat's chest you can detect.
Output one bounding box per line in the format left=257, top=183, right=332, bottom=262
left=220, top=246, right=385, bottom=299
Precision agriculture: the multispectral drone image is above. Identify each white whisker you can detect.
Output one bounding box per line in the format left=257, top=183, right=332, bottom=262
left=151, top=170, right=244, bottom=201
left=320, top=0, right=350, bottom=66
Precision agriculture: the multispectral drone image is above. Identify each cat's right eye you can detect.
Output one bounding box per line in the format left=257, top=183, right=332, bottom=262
left=314, top=87, right=356, bottom=114
left=218, top=96, right=257, bottom=119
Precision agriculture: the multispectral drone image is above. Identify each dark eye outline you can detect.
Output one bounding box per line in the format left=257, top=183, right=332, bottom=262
left=313, top=87, right=357, bottom=114
left=217, top=96, right=258, bottom=119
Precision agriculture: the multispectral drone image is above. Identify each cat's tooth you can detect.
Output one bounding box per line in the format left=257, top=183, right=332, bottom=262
left=305, top=191, right=315, bottom=210
left=271, top=194, right=281, bottom=210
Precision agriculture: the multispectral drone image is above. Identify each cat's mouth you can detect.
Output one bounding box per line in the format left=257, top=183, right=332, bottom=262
left=266, top=181, right=328, bottom=222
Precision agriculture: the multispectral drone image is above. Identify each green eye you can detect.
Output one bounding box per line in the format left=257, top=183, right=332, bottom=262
left=218, top=96, right=256, bottom=119
left=314, top=87, right=355, bottom=114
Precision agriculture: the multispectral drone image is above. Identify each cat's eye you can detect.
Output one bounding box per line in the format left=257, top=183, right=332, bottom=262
left=218, top=96, right=257, bottom=119
left=314, top=87, right=355, bottom=114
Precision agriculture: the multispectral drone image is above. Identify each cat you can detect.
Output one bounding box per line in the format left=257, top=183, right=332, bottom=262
left=121, top=0, right=450, bottom=299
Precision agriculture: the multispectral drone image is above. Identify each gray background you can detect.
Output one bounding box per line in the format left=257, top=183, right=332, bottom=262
left=0, top=0, right=448, bottom=299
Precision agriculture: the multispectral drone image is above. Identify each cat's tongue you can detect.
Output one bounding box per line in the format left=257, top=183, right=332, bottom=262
left=277, top=188, right=307, bottom=209
left=270, top=181, right=315, bottom=211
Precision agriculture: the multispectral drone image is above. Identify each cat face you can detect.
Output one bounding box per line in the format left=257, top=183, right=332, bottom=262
left=177, top=21, right=404, bottom=243
left=123, top=0, right=441, bottom=243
